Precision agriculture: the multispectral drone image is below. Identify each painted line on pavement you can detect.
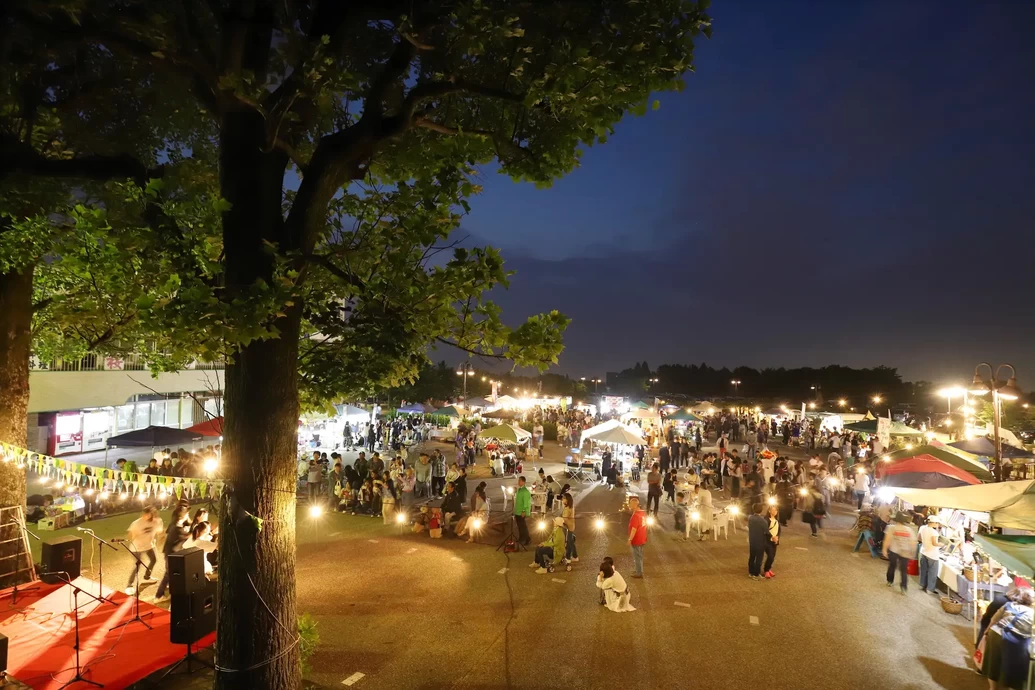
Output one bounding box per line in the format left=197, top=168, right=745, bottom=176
left=367, top=539, right=379, bottom=544
left=749, top=616, right=759, bottom=626
left=328, top=532, right=342, bottom=537
left=342, top=671, right=365, bottom=686
left=498, top=567, right=509, bottom=574
left=551, top=578, right=566, bottom=584
left=674, top=601, right=692, bottom=609
left=406, top=547, right=417, bottom=554
left=794, top=547, right=808, bottom=551
left=451, top=556, right=463, bottom=562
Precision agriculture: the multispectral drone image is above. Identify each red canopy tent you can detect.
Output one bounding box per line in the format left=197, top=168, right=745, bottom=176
left=186, top=416, right=224, bottom=438
left=876, top=453, right=981, bottom=490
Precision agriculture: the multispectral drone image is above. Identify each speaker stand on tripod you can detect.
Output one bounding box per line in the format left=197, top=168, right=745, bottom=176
left=161, top=591, right=214, bottom=679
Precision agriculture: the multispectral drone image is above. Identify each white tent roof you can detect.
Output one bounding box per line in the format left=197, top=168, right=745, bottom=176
left=888, top=480, right=1035, bottom=531
left=339, top=405, right=370, bottom=421
left=494, top=395, right=520, bottom=408
left=622, top=408, right=660, bottom=420
left=580, top=418, right=625, bottom=438
left=582, top=419, right=647, bottom=446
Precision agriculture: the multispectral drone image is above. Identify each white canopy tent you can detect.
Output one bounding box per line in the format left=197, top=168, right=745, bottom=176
left=494, top=395, right=520, bottom=408
left=582, top=419, right=647, bottom=446
left=622, top=408, right=661, bottom=421
left=689, top=401, right=718, bottom=415
left=339, top=405, right=371, bottom=422
left=887, top=480, right=1035, bottom=531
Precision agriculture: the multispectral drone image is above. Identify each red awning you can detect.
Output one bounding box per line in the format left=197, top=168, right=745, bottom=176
left=186, top=416, right=224, bottom=438
left=877, top=454, right=980, bottom=486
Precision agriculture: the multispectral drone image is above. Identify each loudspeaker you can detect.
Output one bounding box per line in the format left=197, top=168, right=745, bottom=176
left=168, top=547, right=205, bottom=596
left=0, top=632, right=8, bottom=675
left=170, top=579, right=217, bottom=645
left=40, top=536, right=81, bottom=584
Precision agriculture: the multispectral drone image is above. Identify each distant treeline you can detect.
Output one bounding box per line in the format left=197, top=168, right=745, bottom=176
left=382, top=360, right=922, bottom=408
left=611, top=361, right=912, bottom=404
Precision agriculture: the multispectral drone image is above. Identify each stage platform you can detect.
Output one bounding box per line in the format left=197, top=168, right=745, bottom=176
left=0, top=577, right=215, bottom=690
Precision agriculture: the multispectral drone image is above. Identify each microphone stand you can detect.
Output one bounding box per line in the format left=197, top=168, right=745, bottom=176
left=6, top=518, right=41, bottom=605
left=109, top=542, right=153, bottom=631
left=77, top=528, right=117, bottom=605
left=41, top=571, right=105, bottom=689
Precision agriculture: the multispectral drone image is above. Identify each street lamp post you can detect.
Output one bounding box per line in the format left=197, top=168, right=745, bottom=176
left=592, top=378, right=601, bottom=393
left=730, top=379, right=741, bottom=395
left=969, top=363, right=1022, bottom=482
left=456, top=362, right=474, bottom=403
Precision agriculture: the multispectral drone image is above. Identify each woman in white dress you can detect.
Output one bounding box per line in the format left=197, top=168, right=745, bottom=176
left=596, top=563, right=635, bottom=612
left=691, top=483, right=713, bottom=539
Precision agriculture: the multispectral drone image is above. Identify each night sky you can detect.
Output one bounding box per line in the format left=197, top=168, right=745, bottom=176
left=456, top=0, right=1035, bottom=384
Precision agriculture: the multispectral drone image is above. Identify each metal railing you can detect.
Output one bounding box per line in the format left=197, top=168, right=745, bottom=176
left=31, top=353, right=223, bottom=372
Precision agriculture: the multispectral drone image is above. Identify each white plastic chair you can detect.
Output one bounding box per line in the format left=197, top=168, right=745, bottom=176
left=713, top=512, right=729, bottom=540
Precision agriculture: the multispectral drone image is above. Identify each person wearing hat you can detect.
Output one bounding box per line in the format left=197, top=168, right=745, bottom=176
left=917, top=514, right=943, bottom=594
left=530, top=517, right=566, bottom=574
left=882, top=512, right=918, bottom=593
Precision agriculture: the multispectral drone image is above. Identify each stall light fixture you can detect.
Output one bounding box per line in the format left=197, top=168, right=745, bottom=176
left=594, top=518, right=605, bottom=530
left=396, top=512, right=407, bottom=524
left=99, top=491, right=109, bottom=500
left=767, top=497, right=776, bottom=506
left=691, top=511, right=700, bottom=521
left=308, top=504, right=323, bottom=518
left=537, top=520, right=547, bottom=531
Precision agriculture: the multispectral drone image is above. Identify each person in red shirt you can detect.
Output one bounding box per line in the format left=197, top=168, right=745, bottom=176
left=627, top=496, right=648, bottom=578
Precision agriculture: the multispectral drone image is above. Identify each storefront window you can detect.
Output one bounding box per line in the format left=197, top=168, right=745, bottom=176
left=134, top=403, right=150, bottom=429
left=116, top=404, right=135, bottom=432
left=150, top=400, right=166, bottom=426
left=166, top=399, right=181, bottom=427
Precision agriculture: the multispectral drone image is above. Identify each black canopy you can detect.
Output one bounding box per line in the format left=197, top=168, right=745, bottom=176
left=106, top=425, right=203, bottom=448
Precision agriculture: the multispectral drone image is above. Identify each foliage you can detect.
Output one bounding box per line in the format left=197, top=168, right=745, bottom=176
left=297, top=613, right=320, bottom=674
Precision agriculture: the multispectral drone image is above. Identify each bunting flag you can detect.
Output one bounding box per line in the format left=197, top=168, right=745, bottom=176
left=0, top=441, right=224, bottom=501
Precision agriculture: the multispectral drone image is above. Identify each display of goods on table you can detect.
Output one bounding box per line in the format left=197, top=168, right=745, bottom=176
left=758, top=449, right=777, bottom=460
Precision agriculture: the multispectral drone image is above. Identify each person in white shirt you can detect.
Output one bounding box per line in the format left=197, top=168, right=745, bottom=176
left=596, top=562, right=635, bottom=612
left=125, top=507, right=163, bottom=594
left=917, top=515, right=943, bottom=594
left=690, top=483, right=713, bottom=539
left=883, top=513, right=919, bottom=592
left=183, top=521, right=219, bottom=575
left=854, top=468, right=871, bottom=511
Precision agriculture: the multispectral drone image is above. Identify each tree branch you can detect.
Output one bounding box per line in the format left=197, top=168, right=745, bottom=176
left=273, top=138, right=309, bottom=174
left=414, top=117, right=495, bottom=137
left=301, top=253, right=364, bottom=290
left=435, top=337, right=508, bottom=360
left=0, top=135, right=158, bottom=185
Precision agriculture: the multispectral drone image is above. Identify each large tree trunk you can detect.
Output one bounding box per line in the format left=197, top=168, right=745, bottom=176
left=214, top=108, right=301, bottom=690
left=0, top=267, right=32, bottom=590
left=0, top=267, right=31, bottom=504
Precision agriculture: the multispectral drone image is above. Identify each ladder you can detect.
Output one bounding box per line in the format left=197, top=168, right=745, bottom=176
left=0, top=505, right=37, bottom=591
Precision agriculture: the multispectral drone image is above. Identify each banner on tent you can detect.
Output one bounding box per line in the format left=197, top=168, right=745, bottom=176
left=0, top=441, right=223, bottom=501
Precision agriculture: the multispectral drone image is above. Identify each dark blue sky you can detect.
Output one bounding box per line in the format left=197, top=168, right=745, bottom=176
left=454, top=0, right=1035, bottom=384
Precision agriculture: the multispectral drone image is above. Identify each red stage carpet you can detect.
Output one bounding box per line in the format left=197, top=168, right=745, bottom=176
left=0, top=577, right=215, bottom=689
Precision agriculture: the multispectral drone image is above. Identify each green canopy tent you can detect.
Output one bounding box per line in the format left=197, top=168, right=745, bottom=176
left=432, top=405, right=468, bottom=418
left=881, top=444, right=995, bottom=482
left=844, top=419, right=924, bottom=436
left=974, top=534, right=1035, bottom=580
left=666, top=410, right=702, bottom=423
left=628, top=400, right=652, bottom=410
left=479, top=424, right=532, bottom=445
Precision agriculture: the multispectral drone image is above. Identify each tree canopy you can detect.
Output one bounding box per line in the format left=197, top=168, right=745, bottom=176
left=4, top=1, right=712, bottom=687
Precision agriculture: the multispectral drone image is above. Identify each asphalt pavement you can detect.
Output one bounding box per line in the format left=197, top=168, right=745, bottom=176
left=30, top=438, right=986, bottom=690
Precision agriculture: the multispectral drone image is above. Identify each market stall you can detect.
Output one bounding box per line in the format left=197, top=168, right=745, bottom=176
left=881, top=444, right=994, bottom=483
left=877, top=454, right=982, bottom=489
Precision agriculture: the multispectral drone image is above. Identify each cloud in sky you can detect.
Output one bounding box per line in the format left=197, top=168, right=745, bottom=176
left=450, top=0, right=1035, bottom=382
